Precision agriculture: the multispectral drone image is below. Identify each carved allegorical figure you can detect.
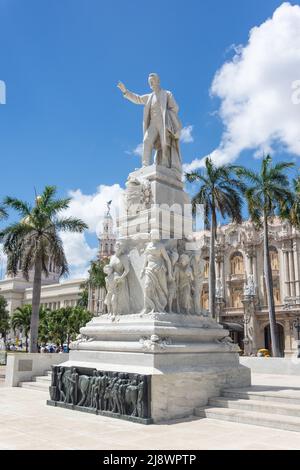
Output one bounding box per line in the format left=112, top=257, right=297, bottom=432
left=176, top=254, right=193, bottom=315
left=117, top=74, right=182, bottom=175
left=167, top=250, right=179, bottom=313
left=191, top=253, right=202, bottom=315
left=141, top=238, right=173, bottom=313
left=107, top=241, right=131, bottom=314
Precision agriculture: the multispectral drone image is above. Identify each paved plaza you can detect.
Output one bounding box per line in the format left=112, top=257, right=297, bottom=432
left=0, top=368, right=300, bottom=450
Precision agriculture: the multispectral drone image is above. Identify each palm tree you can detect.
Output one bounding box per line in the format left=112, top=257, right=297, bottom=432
left=237, top=155, right=294, bottom=357
left=285, top=176, right=300, bottom=229
left=11, top=305, right=31, bottom=352
left=0, top=186, right=88, bottom=353
left=0, top=295, right=10, bottom=350
left=186, top=157, right=244, bottom=318
left=80, top=259, right=108, bottom=310
left=0, top=206, right=8, bottom=221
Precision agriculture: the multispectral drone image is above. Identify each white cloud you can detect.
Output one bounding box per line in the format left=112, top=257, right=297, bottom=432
left=180, top=125, right=194, bottom=143
left=60, top=232, right=97, bottom=276
left=61, top=184, right=124, bottom=279
left=63, top=184, right=124, bottom=236
left=186, top=2, right=300, bottom=170
left=133, top=143, right=143, bottom=157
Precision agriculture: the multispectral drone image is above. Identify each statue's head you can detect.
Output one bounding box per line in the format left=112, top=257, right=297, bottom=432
left=148, top=73, right=160, bottom=90
left=115, top=240, right=126, bottom=256
left=179, top=253, right=189, bottom=266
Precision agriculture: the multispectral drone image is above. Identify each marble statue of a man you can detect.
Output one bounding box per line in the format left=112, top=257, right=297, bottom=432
left=117, top=74, right=182, bottom=174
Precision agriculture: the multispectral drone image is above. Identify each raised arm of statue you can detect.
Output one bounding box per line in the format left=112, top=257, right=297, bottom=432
left=117, top=81, right=149, bottom=105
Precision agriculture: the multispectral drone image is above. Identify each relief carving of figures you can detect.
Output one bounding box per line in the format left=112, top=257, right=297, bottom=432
left=141, top=239, right=173, bottom=313
left=50, top=367, right=149, bottom=420
left=140, top=180, right=153, bottom=209
left=67, top=367, right=79, bottom=405
left=124, top=176, right=142, bottom=215
left=176, top=254, right=193, bottom=314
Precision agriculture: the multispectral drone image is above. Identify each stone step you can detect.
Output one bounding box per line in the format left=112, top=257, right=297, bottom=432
left=195, top=406, right=300, bottom=432
left=222, top=386, right=300, bottom=404
left=19, top=381, right=50, bottom=392
left=33, top=375, right=51, bottom=383
left=208, top=397, right=300, bottom=417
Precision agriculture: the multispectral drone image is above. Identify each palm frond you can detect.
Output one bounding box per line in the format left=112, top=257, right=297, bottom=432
left=3, top=197, right=32, bottom=217
left=54, top=217, right=88, bottom=233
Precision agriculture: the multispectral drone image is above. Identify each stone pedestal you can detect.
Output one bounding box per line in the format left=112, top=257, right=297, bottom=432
left=57, top=313, right=250, bottom=422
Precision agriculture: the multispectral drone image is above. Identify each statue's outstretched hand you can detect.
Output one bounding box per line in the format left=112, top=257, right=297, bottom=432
left=117, top=81, right=127, bottom=93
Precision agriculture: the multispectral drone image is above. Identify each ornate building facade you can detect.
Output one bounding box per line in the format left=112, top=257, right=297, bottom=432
left=196, top=217, right=300, bottom=356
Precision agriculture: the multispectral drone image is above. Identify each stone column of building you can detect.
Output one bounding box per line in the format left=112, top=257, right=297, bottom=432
left=284, top=319, right=293, bottom=357
left=289, top=248, right=296, bottom=297
left=283, top=249, right=291, bottom=299
left=215, top=250, right=225, bottom=322
left=293, top=239, right=300, bottom=298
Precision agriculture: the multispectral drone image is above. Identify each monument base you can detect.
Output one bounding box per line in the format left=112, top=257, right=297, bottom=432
left=51, top=314, right=251, bottom=423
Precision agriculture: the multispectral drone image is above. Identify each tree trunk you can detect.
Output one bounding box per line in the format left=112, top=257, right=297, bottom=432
left=209, top=206, right=216, bottom=318
left=29, top=257, right=42, bottom=353
left=263, top=212, right=280, bottom=357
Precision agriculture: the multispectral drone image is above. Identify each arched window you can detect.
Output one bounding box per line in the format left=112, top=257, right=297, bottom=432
left=270, top=247, right=279, bottom=271
left=231, top=252, right=244, bottom=275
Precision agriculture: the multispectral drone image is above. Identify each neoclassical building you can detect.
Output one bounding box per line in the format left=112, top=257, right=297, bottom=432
left=0, top=264, right=85, bottom=316
left=196, top=217, right=300, bottom=356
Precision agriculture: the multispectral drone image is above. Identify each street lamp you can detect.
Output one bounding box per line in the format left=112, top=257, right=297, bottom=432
left=293, top=318, right=300, bottom=359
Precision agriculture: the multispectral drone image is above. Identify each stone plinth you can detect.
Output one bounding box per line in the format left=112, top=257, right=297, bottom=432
left=119, top=165, right=192, bottom=239
left=57, top=314, right=251, bottom=422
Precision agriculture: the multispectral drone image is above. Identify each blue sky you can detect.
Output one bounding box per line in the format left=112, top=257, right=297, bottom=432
left=0, top=0, right=300, bottom=278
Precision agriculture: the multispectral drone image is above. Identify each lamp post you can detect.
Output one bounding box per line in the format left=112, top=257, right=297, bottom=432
left=293, top=318, right=300, bottom=359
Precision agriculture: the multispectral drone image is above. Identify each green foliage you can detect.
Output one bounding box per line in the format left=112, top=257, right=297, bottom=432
left=0, top=186, right=88, bottom=352
left=0, top=206, right=8, bottom=221
left=39, top=306, right=93, bottom=348
left=0, top=295, right=10, bottom=348
left=11, top=305, right=32, bottom=352
left=186, top=157, right=245, bottom=231
left=78, top=258, right=109, bottom=308
left=282, top=176, right=300, bottom=229
left=87, top=259, right=108, bottom=289
left=77, top=287, right=88, bottom=308
left=236, top=155, right=295, bottom=226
